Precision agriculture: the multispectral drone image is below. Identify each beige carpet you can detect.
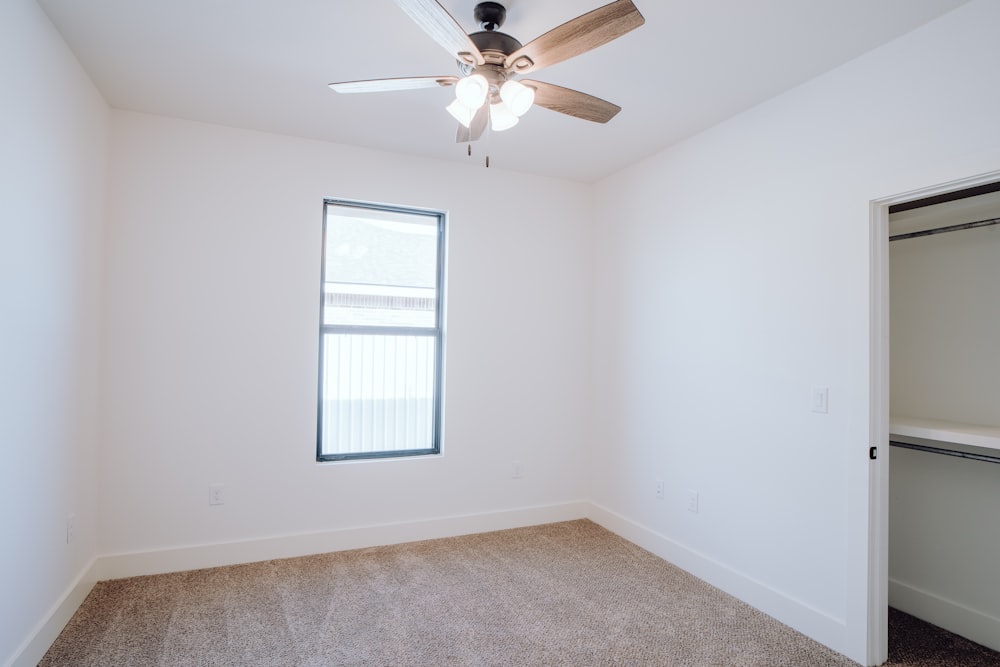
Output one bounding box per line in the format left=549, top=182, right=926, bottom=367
left=36, top=520, right=982, bottom=666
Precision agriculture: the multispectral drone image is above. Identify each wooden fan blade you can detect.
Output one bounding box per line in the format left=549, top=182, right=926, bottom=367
left=504, top=0, right=644, bottom=74
left=328, top=76, right=458, bottom=93
left=395, top=0, right=485, bottom=66
left=456, top=104, right=489, bottom=142
left=523, top=80, right=621, bottom=123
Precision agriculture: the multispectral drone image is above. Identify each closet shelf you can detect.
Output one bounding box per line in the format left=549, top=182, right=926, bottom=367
left=890, top=416, right=1000, bottom=452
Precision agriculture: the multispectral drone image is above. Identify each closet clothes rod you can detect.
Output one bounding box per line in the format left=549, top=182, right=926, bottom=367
left=889, top=215, right=1000, bottom=241
left=890, top=440, right=1000, bottom=465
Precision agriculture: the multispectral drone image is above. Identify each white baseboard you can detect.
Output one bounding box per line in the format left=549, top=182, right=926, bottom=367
left=586, top=503, right=850, bottom=658
left=889, top=577, right=1000, bottom=653
left=5, top=557, right=100, bottom=667
left=96, top=501, right=590, bottom=581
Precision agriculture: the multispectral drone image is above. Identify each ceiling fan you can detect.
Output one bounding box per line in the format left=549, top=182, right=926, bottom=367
left=329, top=0, right=645, bottom=143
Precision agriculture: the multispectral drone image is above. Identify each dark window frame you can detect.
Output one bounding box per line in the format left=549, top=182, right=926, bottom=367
left=316, top=198, right=446, bottom=462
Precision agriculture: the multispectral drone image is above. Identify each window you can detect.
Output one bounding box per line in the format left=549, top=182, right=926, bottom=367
left=317, top=200, right=445, bottom=461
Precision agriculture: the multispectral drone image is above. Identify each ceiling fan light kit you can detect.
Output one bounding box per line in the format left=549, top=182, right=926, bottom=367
left=329, top=0, right=645, bottom=148
left=449, top=71, right=529, bottom=133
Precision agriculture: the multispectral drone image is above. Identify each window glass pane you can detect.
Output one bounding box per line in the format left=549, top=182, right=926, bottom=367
left=318, top=200, right=444, bottom=461
left=319, top=333, right=436, bottom=456
left=323, top=206, right=438, bottom=328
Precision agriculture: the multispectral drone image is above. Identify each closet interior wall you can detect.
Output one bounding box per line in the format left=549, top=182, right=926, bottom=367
left=888, top=188, right=1000, bottom=653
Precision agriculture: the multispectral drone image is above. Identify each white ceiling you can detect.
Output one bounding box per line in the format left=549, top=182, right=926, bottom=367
left=39, top=0, right=968, bottom=183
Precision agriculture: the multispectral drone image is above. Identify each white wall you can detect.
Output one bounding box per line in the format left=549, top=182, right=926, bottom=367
left=888, top=194, right=1000, bottom=651
left=590, top=1, right=1000, bottom=663
left=0, top=1, right=108, bottom=665
left=98, top=111, right=593, bottom=563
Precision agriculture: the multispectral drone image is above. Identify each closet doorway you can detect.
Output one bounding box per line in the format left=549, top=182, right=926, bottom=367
left=869, top=173, right=1000, bottom=664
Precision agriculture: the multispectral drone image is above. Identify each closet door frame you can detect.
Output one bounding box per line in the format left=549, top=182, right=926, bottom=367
left=866, top=168, right=1000, bottom=666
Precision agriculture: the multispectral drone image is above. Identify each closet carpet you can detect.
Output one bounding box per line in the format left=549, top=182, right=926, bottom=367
left=39, top=520, right=1000, bottom=666
left=886, top=607, right=1000, bottom=666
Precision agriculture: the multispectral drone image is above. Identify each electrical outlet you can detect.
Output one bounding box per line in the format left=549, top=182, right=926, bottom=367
left=687, top=490, right=699, bottom=513
left=512, top=461, right=522, bottom=479
left=66, top=514, right=76, bottom=544
left=655, top=479, right=664, bottom=500
left=209, top=484, right=225, bottom=506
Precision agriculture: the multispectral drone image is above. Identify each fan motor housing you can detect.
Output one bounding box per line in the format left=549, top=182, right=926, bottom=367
left=468, top=30, right=522, bottom=65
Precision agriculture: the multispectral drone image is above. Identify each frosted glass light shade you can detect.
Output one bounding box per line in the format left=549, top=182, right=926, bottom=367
left=490, top=102, right=519, bottom=131
left=455, top=74, right=488, bottom=109
left=446, top=99, right=475, bottom=128
left=500, top=80, right=535, bottom=116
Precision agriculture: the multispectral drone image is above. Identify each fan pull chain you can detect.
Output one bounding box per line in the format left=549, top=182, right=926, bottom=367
left=462, top=142, right=489, bottom=168
left=484, top=115, right=491, bottom=168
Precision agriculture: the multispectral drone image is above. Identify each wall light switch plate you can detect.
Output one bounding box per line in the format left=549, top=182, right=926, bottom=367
left=811, top=387, right=829, bottom=413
